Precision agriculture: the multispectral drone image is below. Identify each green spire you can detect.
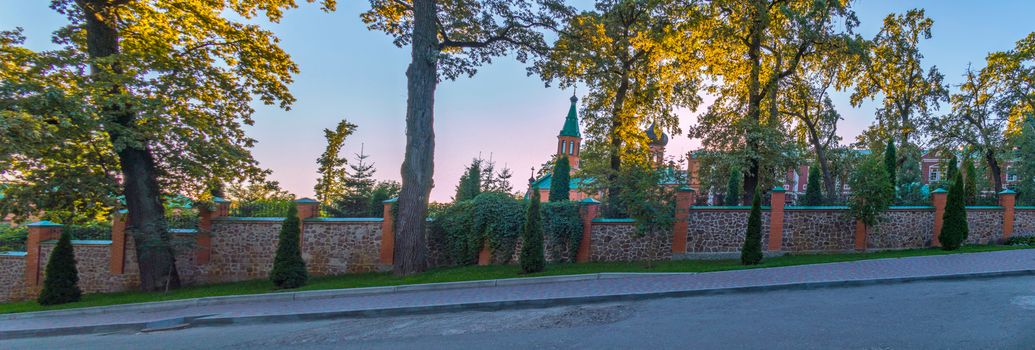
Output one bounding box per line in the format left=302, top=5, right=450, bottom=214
left=559, top=94, right=581, bottom=137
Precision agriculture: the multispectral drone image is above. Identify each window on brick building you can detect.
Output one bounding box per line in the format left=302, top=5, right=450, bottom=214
left=929, top=166, right=941, bottom=182
left=1007, top=166, right=1018, bottom=182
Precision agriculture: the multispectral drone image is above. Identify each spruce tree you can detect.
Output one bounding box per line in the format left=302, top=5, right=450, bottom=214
left=725, top=167, right=742, bottom=206
left=804, top=165, right=823, bottom=206
left=38, top=232, right=81, bottom=305
left=549, top=155, right=571, bottom=202
left=270, top=205, right=307, bottom=289
left=939, top=172, right=969, bottom=250
left=520, top=190, right=545, bottom=273
left=962, top=155, right=978, bottom=205
left=884, top=140, right=897, bottom=189
left=454, top=159, right=482, bottom=202
left=741, top=193, right=763, bottom=265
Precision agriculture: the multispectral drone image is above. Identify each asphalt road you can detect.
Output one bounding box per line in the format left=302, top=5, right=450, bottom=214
left=7, top=275, right=1035, bottom=349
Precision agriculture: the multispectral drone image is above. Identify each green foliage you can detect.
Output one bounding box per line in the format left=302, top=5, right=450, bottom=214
left=226, top=180, right=295, bottom=202
left=270, top=206, right=307, bottom=289
left=804, top=166, right=823, bottom=206
left=229, top=199, right=295, bottom=218
left=64, top=223, right=113, bottom=241
left=520, top=191, right=545, bottom=273
left=454, top=159, right=483, bottom=202
left=472, top=192, right=525, bottom=263
left=884, top=140, right=897, bottom=188
left=612, top=164, right=679, bottom=234
left=540, top=201, right=583, bottom=263
left=0, top=225, right=28, bottom=252
left=1005, top=235, right=1035, bottom=246
left=725, top=167, right=742, bottom=206
left=549, top=155, right=571, bottom=202
left=1016, top=116, right=1035, bottom=205
left=962, top=155, right=979, bottom=205
left=939, top=172, right=970, bottom=250
left=314, top=120, right=357, bottom=204
left=741, top=193, right=763, bottom=265
left=430, top=201, right=478, bottom=265
left=849, top=155, right=895, bottom=226
left=38, top=232, right=81, bottom=305
left=941, top=154, right=959, bottom=189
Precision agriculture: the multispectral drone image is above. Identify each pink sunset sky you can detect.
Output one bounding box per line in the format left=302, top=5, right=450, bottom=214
left=3, top=0, right=1033, bottom=202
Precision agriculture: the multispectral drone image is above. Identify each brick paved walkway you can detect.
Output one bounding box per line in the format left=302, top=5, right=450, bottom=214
left=3, top=249, right=1034, bottom=334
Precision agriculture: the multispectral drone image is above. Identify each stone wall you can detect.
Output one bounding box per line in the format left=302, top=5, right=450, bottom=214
left=687, top=209, right=771, bottom=253
left=1015, top=209, right=1035, bottom=237
left=0, top=255, right=26, bottom=302
left=590, top=222, right=671, bottom=262
left=302, top=220, right=383, bottom=275
left=869, top=209, right=936, bottom=249
left=203, top=219, right=282, bottom=283
left=966, top=208, right=1004, bottom=244
left=781, top=209, right=855, bottom=252
left=38, top=241, right=138, bottom=294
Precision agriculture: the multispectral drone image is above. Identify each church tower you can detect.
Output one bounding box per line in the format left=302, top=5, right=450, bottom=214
left=557, top=94, right=582, bottom=169
left=647, top=122, right=669, bottom=167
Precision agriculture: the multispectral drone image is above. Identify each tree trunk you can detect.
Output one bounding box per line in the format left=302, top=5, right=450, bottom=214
left=741, top=1, right=767, bottom=205
left=79, top=0, right=179, bottom=291
left=984, top=150, right=1003, bottom=193
left=393, top=0, right=438, bottom=275
left=605, top=72, right=630, bottom=217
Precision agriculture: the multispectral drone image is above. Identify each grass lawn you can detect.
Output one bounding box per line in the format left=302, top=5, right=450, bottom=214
left=1, top=244, right=1028, bottom=314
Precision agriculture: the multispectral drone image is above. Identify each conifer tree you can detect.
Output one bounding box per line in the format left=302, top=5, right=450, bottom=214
left=962, top=155, right=978, bottom=205
left=725, top=167, right=742, bottom=206
left=549, top=155, right=571, bottom=202
left=741, top=192, right=764, bottom=265
left=315, top=120, right=356, bottom=204
left=520, top=190, right=545, bottom=273
left=884, top=140, right=897, bottom=188
left=454, top=159, right=482, bottom=202
left=939, top=172, right=969, bottom=250
left=270, top=206, right=307, bottom=289
left=942, top=153, right=959, bottom=189
left=804, top=165, right=823, bottom=206
left=38, top=232, right=81, bottom=305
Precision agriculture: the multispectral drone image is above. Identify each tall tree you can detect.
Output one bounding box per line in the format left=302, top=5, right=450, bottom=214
left=549, top=155, right=571, bottom=202
left=315, top=120, right=357, bottom=204
left=364, top=0, right=555, bottom=274
left=1014, top=116, right=1035, bottom=204
left=454, top=159, right=483, bottom=202
left=779, top=66, right=850, bottom=197
left=0, top=1, right=333, bottom=291
left=851, top=9, right=947, bottom=150
left=533, top=0, right=704, bottom=213
left=927, top=65, right=1010, bottom=192
left=986, top=32, right=1035, bottom=137
left=691, top=0, right=860, bottom=203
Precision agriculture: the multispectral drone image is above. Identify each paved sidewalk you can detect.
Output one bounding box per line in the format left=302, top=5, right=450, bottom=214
left=3, top=249, right=1035, bottom=338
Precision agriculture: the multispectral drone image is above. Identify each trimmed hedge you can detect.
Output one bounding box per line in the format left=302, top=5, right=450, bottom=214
left=38, top=232, right=81, bottom=305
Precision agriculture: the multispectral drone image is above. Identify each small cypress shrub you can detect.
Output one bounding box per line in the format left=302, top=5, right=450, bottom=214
left=270, top=205, right=308, bottom=288
left=962, top=155, right=978, bottom=205
left=549, top=155, right=571, bottom=202
left=725, top=167, right=742, bottom=206
left=804, top=165, right=823, bottom=206
left=942, top=153, right=959, bottom=189
left=520, top=190, right=545, bottom=273
left=939, top=172, right=969, bottom=250
left=741, top=193, right=763, bottom=265
left=884, top=140, right=897, bottom=188
left=38, top=232, right=81, bottom=305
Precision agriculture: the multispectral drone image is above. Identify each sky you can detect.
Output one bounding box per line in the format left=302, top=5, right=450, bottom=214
left=2, top=1, right=1034, bottom=202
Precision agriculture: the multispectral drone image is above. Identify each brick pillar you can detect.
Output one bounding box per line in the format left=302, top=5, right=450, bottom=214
left=931, top=188, right=948, bottom=247
left=768, top=186, right=786, bottom=251
left=854, top=219, right=867, bottom=251
left=477, top=241, right=491, bottom=266
left=195, top=197, right=229, bottom=265
left=1000, top=189, right=1017, bottom=242
left=25, top=221, right=62, bottom=288
left=577, top=198, right=600, bottom=263
left=294, top=198, right=320, bottom=246
left=380, top=198, right=397, bottom=265
left=110, top=210, right=128, bottom=274
left=672, top=187, right=694, bottom=254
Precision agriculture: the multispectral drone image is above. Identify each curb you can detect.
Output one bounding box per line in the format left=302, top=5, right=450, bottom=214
left=3, top=269, right=1034, bottom=339
left=0, top=272, right=693, bottom=321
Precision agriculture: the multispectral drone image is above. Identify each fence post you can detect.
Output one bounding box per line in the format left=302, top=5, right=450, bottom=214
left=768, top=186, right=786, bottom=252
left=25, top=221, right=62, bottom=288
left=1000, top=189, right=1017, bottom=242
left=110, top=210, right=128, bottom=274
left=931, top=188, right=948, bottom=247
left=854, top=219, right=867, bottom=251
left=380, top=198, right=397, bottom=266
left=577, top=198, right=600, bottom=263
left=294, top=198, right=320, bottom=247
left=672, top=187, right=694, bottom=255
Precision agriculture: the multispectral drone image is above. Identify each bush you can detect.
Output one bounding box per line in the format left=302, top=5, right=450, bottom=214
left=0, top=225, right=28, bottom=252
left=430, top=201, right=478, bottom=265
left=939, top=172, right=969, bottom=250
left=541, top=201, right=583, bottom=262
left=270, top=206, right=307, bottom=289
left=520, top=191, right=545, bottom=273
left=64, top=222, right=112, bottom=240
left=1005, top=235, right=1035, bottom=246
left=849, top=155, right=895, bottom=227
left=741, top=193, right=763, bottom=265
left=803, top=165, right=823, bottom=206
left=472, top=192, right=524, bottom=263
left=549, top=155, right=571, bottom=202
left=38, top=232, right=81, bottom=305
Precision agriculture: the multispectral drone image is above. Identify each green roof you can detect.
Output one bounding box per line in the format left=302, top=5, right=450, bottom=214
left=559, top=95, right=581, bottom=137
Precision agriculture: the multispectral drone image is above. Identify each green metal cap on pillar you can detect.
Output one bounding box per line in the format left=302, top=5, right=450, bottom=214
left=771, top=186, right=786, bottom=193
left=999, top=189, right=1017, bottom=195
left=932, top=188, right=948, bottom=194
left=383, top=197, right=399, bottom=204
left=27, top=220, right=63, bottom=227
left=677, top=186, right=695, bottom=193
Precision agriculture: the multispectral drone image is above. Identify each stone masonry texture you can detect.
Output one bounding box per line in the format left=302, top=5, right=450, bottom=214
left=966, top=209, right=1004, bottom=244
left=869, top=209, right=936, bottom=249
left=38, top=242, right=137, bottom=294
left=687, top=210, right=771, bottom=253
left=590, top=223, right=671, bottom=262
left=782, top=210, right=855, bottom=252
left=0, top=256, right=26, bottom=301
left=1014, top=209, right=1035, bottom=237
left=302, top=221, right=383, bottom=275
